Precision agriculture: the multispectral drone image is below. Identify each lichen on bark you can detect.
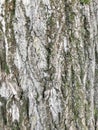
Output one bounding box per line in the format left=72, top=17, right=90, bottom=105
left=0, top=0, right=98, bottom=130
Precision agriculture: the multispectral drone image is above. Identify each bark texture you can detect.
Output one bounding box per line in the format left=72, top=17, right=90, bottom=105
left=0, top=0, right=98, bottom=130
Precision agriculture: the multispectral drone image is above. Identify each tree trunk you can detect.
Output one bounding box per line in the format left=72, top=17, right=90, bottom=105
left=0, top=0, right=98, bottom=130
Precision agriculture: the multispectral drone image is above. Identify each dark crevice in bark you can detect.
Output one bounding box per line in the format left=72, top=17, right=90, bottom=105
left=94, top=46, right=98, bottom=130
left=0, top=96, right=7, bottom=126
left=0, top=24, right=9, bottom=74
left=12, top=120, right=20, bottom=130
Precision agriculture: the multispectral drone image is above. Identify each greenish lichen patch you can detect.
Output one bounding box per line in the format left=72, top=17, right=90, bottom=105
left=94, top=108, right=98, bottom=119
left=4, top=0, right=17, bottom=75
left=80, top=0, right=90, bottom=4
left=4, top=63, right=10, bottom=74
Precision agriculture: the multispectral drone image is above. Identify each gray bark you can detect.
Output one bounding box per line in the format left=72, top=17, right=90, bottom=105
left=0, top=0, right=98, bottom=130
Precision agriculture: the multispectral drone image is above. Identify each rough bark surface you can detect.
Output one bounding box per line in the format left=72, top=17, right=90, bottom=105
left=0, top=0, right=98, bottom=130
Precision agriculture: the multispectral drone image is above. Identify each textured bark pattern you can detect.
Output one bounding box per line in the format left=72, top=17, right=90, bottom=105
left=0, top=0, right=98, bottom=130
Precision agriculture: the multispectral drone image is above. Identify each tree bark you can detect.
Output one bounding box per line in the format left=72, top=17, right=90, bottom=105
left=0, top=0, right=98, bottom=130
